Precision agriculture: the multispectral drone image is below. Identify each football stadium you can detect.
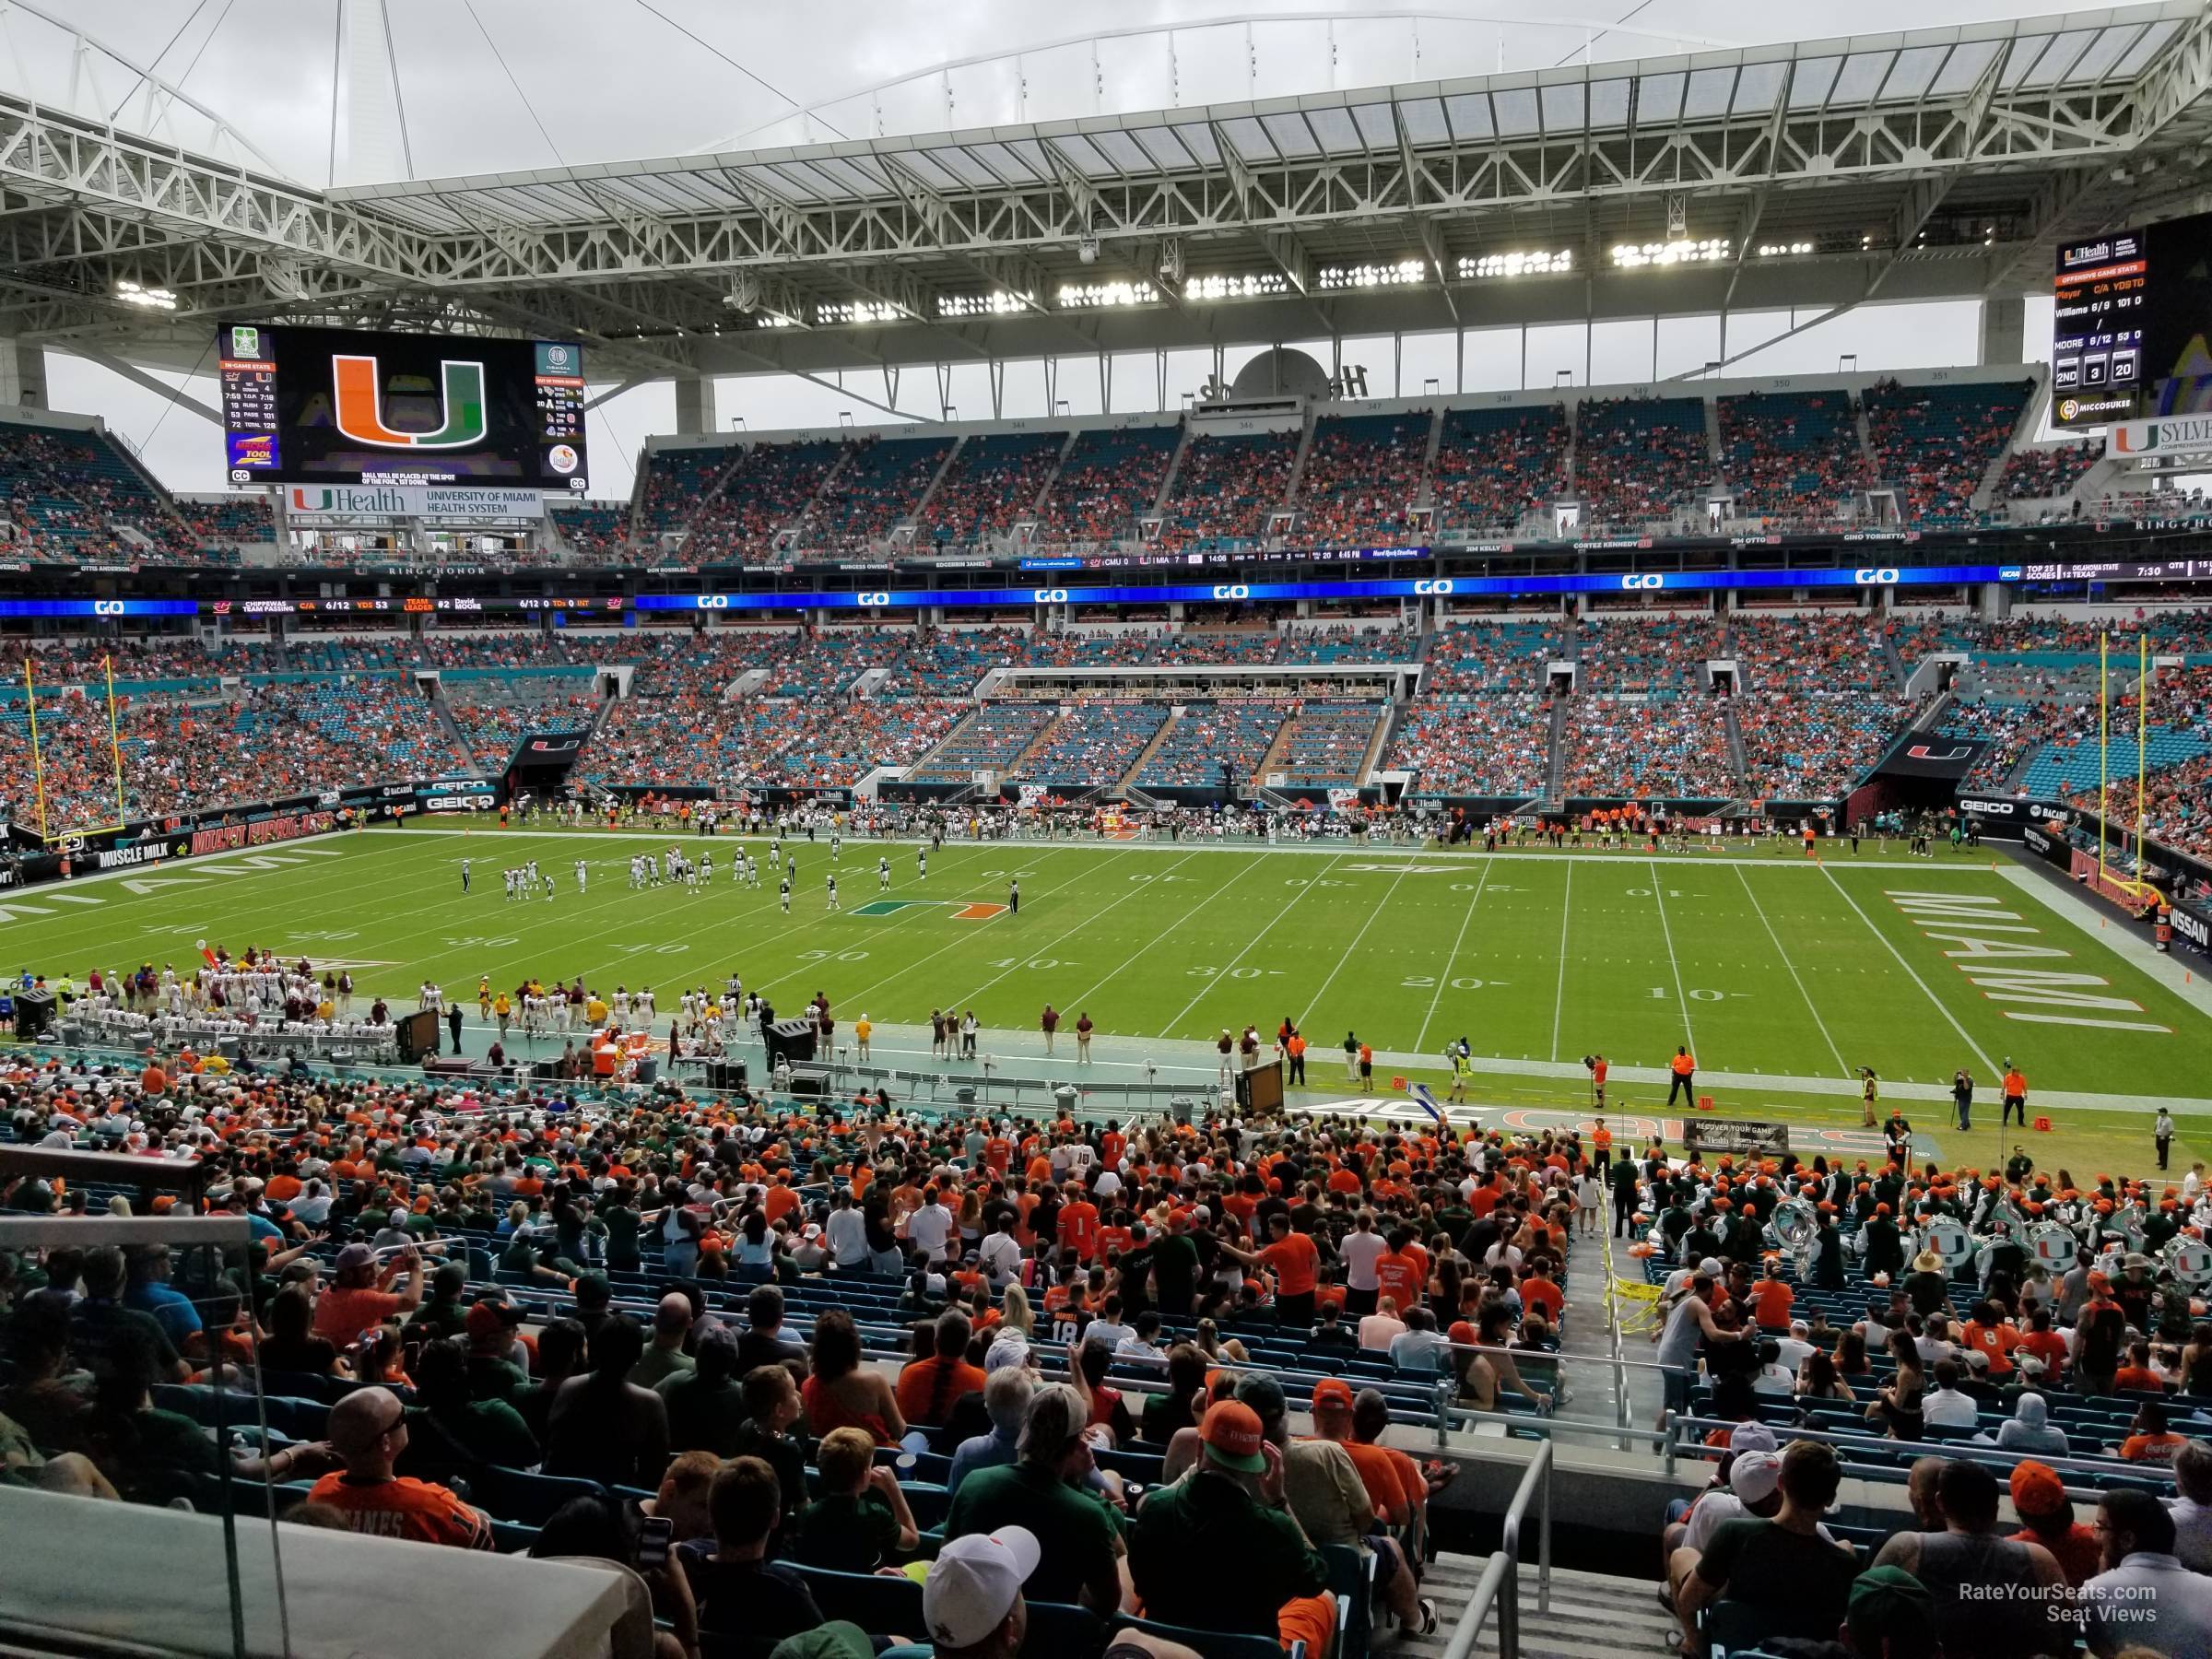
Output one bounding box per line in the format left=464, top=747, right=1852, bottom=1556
left=6, top=4, right=2212, bottom=1656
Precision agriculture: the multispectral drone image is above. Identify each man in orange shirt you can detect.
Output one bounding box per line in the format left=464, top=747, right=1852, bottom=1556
left=1665, top=1047, right=1696, bottom=1109
left=306, top=1387, right=492, bottom=1548
left=1285, top=1030, right=1307, bottom=1087
left=2014, top=1308, right=2068, bottom=1379
left=761, top=1174, right=802, bottom=1227
left=1253, top=1212, right=1322, bottom=1328
left=1520, top=1259, right=1565, bottom=1326
left=2001, top=1064, right=2028, bottom=1129
left=1372, top=1229, right=1424, bottom=1313
left=1959, top=1301, right=2019, bottom=1379
left=1750, top=1263, right=1794, bottom=1332
left=313, top=1241, right=424, bottom=1347
left=1056, top=1182, right=1100, bottom=1262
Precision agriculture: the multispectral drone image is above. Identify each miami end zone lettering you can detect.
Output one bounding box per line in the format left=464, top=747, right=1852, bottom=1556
left=190, top=811, right=336, bottom=857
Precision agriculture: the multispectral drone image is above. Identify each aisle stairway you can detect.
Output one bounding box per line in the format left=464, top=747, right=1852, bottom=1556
left=1433, top=1562, right=1677, bottom=1659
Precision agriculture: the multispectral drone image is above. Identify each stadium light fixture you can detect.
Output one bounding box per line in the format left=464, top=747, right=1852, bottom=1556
left=1610, top=238, right=1730, bottom=269
left=1077, top=232, right=1100, bottom=264
left=1184, top=271, right=1288, bottom=301
left=1755, top=241, right=1815, bottom=258
left=939, top=290, right=1033, bottom=318
left=814, top=299, right=906, bottom=326
left=114, top=278, right=177, bottom=311
left=1057, top=279, right=1157, bottom=309
left=1316, top=258, right=1425, bottom=291
left=1460, top=250, right=1572, bottom=280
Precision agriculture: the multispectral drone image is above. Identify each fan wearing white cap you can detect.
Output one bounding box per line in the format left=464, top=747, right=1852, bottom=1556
left=924, top=1526, right=1040, bottom=1657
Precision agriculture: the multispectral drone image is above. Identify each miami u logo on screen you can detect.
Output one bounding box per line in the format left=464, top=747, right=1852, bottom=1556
left=330, top=354, right=488, bottom=449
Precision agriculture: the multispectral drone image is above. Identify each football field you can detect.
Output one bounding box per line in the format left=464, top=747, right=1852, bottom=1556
left=6, top=824, right=2208, bottom=1135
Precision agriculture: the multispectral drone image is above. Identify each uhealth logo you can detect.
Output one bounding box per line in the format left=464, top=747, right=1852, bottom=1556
left=331, top=354, right=488, bottom=449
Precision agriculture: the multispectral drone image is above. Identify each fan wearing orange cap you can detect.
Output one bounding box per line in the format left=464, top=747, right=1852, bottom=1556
left=1126, top=1400, right=1335, bottom=1652
left=2006, top=1461, right=2100, bottom=1588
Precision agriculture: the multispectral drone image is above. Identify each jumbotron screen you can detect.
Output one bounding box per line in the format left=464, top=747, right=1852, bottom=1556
left=217, top=324, right=588, bottom=488
left=2053, top=209, right=2212, bottom=429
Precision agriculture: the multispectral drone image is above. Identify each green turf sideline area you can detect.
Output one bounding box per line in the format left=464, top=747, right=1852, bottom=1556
left=5, top=826, right=2206, bottom=1120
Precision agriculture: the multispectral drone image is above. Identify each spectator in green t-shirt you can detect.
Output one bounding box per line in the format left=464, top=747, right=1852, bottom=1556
left=792, top=1425, right=918, bottom=1573
left=943, top=1383, right=1124, bottom=1612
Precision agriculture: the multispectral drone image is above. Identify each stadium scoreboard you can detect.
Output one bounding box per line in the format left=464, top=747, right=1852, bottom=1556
left=2053, top=209, right=2212, bottom=429
left=218, top=324, right=588, bottom=489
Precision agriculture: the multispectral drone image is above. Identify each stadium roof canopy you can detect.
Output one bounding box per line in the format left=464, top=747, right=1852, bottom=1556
left=4, top=2, right=2211, bottom=393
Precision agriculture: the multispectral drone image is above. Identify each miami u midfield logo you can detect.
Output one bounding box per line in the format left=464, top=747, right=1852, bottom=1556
left=331, top=354, right=488, bottom=448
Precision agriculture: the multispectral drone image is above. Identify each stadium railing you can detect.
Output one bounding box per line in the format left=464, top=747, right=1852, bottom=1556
left=1438, top=1439, right=1552, bottom=1659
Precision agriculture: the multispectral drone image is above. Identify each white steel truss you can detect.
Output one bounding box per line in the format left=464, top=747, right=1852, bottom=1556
left=0, top=4, right=2207, bottom=380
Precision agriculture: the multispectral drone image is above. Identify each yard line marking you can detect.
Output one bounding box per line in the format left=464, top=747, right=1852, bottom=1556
left=1819, top=863, right=2000, bottom=1075
left=1735, top=863, right=1851, bottom=1079
left=1159, top=853, right=1347, bottom=1037
left=1300, top=860, right=1415, bottom=1030
left=1062, top=851, right=1269, bottom=1013
left=1547, top=862, right=1572, bottom=1063
left=942, top=846, right=1171, bottom=1006
left=1418, top=858, right=1492, bottom=1054
left=1649, top=859, right=1695, bottom=1046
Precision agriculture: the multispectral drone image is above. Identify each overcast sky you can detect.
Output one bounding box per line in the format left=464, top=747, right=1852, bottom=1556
left=14, top=0, right=2078, bottom=495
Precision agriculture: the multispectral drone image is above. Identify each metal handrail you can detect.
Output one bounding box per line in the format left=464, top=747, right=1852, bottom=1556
left=1438, top=1438, right=1554, bottom=1659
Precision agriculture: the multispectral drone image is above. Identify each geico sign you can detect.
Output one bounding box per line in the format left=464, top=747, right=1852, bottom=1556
left=1854, top=568, right=1901, bottom=585
left=1032, top=588, right=1068, bottom=603
left=1211, top=585, right=1250, bottom=600
left=1413, top=579, right=1454, bottom=595
left=1619, top=573, right=1665, bottom=590
left=1959, top=798, right=2015, bottom=817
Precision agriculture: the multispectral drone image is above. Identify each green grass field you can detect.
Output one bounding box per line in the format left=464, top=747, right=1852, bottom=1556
left=7, top=824, right=2207, bottom=1171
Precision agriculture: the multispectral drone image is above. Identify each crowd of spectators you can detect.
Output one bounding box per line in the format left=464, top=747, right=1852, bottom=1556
left=441, top=677, right=601, bottom=772
left=905, top=704, right=1061, bottom=784
left=0, top=420, right=199, bottom=565
left=794, top=435, right=956, bottom=553
left=1571, top=397, right=1713, bottom=527
left=1563, top=693, right=1736, bottom=798
left=1735, top=691, right=1914, bottom=800
left=1574, top=616, right=1725, bottom=694
left=0, top=1053, right=1628, bottom=1652
left=549, top=503, right=634, bottom=564
left=1430, top=406, right=1568, bottom=532
left=1157, top=433, right=1297, bottom=551
left=1267, top=701, right=1385, bottom=786
left=680, top=441, right=843, bottom=567
left=922, top=434, right=1066, bottom=550
left=1033, top=427, right=1180, bottom=549
left=171, top=496, right=276, bottom=554
left=1717, top=391, right=1868, bottom=528
left=1135, top=701, right=1289, bottom=788
left=743, top=699, right=967, bottom=791
left=1728, top=613, right=1898, bottom=696
left=1864, top=379, right=2032, bottom=529
left=1422, top=620, right=1564, bottom=696
left=1385, top=696, right=1550, bottom=797
left=1008, top=703, right=1171, bottom=791
left=1997, top=442, right=2099, bottom=503
left=1295, top=413, right=1432, bottom=547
